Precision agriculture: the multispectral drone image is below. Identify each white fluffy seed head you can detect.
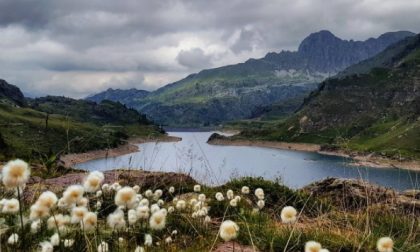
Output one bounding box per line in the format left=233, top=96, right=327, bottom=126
left=2, top=198, right=19, bottom=214
left=40, top=241, right=53, bottom=252
left=215, top=192, right=224, bottom=201
left=144, top=189, right=153, bottom=198
left=219, top=220, right=239, bottom=242
left=7, top=233, right=19, bottom=245
left=107, top=209, right=126, bottom=230
left=97, top=241, right=109, bottom=252
left=2, top=159, right=30, bottom=188
left=194, top=184, right=201, bottom=192
left=377, top=237, right=394, bottom=252
left=144, top=234, right=153, bottom=246
left=149, top=209, right=166, bottom=230
left=82, top=212, right=97, bottom=232
left=31, top=219, right=42, bottom=233
left=37, top=191, right=58, bottom=209
left=136, top=206, right=150, bottom=220
left=254, top=188, right=264, bottom=199
left=115, top=187, right=136, bottom=209
left=229, top=199, right=238, bottom=207
left=226, top=190, right=234, bottom=200
left=50, top=233, right=60, bottom=246
left=63, top=185, right=84, bottom=205
left=176, top=200, right=186, bottom=210
left=133, top=185, right=140, bottom=193
left=241, top=186, right=250, bottom=194
left=71, top=206, right=88, bottom=223
left=30, top=203, right=50, bottom=220
left=281, top=206, right=297, bottom=224
left=128, top=209, right=138, bottom=225
left=257, top=200, right=265, bottom=209
left=83, top=171, right=104, bottom=193
left=64, top=239, right=74, bottom=247
left=198, top=194, right=206, bottom=202
left=169, top=186, right=175, bottom=193
left=305, top=241, right=322, bottom=252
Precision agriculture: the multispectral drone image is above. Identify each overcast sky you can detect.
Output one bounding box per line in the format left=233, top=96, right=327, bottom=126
left=0, top=0, right=419, bottom=98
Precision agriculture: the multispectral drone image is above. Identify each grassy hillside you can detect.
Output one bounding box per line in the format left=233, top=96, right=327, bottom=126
left=235, top=34, right=420, bottom=160
left=0, top=103, right=161, bottom=161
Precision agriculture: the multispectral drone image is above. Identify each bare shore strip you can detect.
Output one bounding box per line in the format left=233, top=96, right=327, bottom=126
left=208, top=138, right=420, bottom=172
left=60, top=135, right=181, bottom=167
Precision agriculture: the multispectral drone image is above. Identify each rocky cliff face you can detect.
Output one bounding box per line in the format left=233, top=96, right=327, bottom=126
left=246, top=34, right=420, bottom=159
left=87, top=30, right=414, bottom=127
left=0, top=79, right=26, bottom=106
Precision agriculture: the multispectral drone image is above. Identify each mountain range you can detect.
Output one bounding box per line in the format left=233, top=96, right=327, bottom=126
left=237, top=33, right=420, bottom=159
left=88, top=30, right=414, bottom=127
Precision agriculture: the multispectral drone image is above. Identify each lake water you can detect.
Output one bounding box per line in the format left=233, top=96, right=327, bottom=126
left=76, top=131, right=419, bottom=191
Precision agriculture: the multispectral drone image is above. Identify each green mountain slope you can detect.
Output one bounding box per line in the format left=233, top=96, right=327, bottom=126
left=237, top=34, right=420, bottom=159
left=89, top=30, right=413, bottom=127
left=0, top=81, right=163, bottom=161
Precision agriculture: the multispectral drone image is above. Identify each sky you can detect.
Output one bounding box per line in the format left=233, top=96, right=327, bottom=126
left=0, top=0, right=419, bottom=98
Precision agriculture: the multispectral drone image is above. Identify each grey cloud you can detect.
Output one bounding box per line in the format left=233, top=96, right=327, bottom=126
left=0, top=0, right=419, bottom=98
left=176, top=48, right=213, bottom=69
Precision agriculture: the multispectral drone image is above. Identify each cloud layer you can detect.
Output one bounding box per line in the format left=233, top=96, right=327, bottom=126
left=0, top=0, right=419, bottom=98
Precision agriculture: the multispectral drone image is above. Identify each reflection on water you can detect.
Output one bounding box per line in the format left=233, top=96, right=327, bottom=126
left=76, top=132, right=419, bottom=190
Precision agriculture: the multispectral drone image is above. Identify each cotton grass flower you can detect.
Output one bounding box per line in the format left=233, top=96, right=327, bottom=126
left=136, top=206, right=150, bottom=219
left=82, top=212, right=97, bottom=232
left=229, top=199, right=238, bottom=207
left=36, top=191, right=58, bottom=209
left=281, top=206, right=297, bottom=224
left=154, top=189, right=163, bottom=199
left=215, top=192, right=224, bottom=201
left=377, top=237, right=394, bottom=252
left=83, top=171, right=104, bottom=193
left=128, top=209, right=138, bottom=225
left=196, top=193, right=205, bottom=201
left=219, top=220, right=239, bottom=242
left=176, top=200, right=186, bottom=210
left=2, top=159, right=30, bottom=188
left=150, top=203, right=160, bottom=213
left=257, top=199, right=265, bottom=209
left=2, top=199, right=19, bottom=213
left=107, top=209, right=126, bottom=230
left=98, top=241, right=109, bottom=252
left=64, top=239, right=74, bottom=247
left=115, top=186, right=137, bottom=209
left=47, top=214, right=70, bottom=230
left=139, top=198, right=149, bottom=207
left=305, top=241, right=322, bottom=252
left=50, top=233, right=60, bottom=246
left=31, top=219, right=42, bottom=233
left=63, top=185, right=84, bottom=205
left=226, top=189, right=234, bottom=200
left=144, top=234, right=153, bottom=246
left=30, top=204, right=50, bottom=220
left=133, top=185, right=140, bottom=193
left=7, top=233, right=19, bottom=245
left=241, top=186, right=250, bottom=194
left=165, top=237, right=172, bottom=244
left=71, top=206, right=88, bottom=223
left=149, top=209, right=167, bottom=230
left=194, top=184, right=201, bottom=192
left=144, top=189, right=153, bottom=198
left=169, top=186, right=175, bottom=193
left=101, top=183, right=110, bottom=192
left=255, top=188, right=264, bottom=200
left=40, top=241, right=54, bottom=252
left=320, top=249, right=330, bottom=252
left=77, top=197, right=89, bottom=207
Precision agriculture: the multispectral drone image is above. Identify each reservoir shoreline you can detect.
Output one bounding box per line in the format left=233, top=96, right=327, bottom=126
left=207, top=138, right=420, bottom=172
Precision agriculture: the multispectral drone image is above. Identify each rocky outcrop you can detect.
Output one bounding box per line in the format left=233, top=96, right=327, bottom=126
left=0, top=79, right=26, bottom=106
left=304, top=178, right=419, bottom=213
left=23, top=170, right=196, bottom=203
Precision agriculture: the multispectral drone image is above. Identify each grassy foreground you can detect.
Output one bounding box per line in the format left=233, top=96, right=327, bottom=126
left=0, top=162, right=418, bottom=251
